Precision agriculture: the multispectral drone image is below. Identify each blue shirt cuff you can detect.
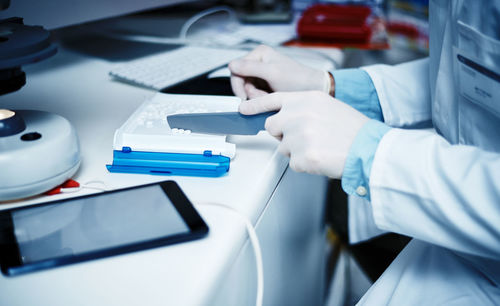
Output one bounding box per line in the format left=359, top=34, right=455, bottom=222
left=341, top=119, right=391, bottom=200
left=331, top=68, right=383, bottom=121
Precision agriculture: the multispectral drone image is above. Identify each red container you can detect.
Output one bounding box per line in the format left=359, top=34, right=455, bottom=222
left=297, top=4, right=373, bottom=42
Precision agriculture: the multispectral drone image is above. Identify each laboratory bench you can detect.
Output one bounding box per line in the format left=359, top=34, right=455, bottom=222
left=0, top=21, right=330, bottom=306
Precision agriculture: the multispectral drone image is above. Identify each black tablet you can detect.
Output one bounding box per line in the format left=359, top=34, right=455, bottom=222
left=0, top=180, right=208, bottom=276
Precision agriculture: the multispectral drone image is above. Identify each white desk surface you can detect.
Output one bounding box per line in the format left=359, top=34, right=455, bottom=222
left=0, top=39, right=292, bottom=305
left=1, top=45, right=288, bottom=218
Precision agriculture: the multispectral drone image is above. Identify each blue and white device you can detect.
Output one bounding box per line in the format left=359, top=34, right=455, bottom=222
left=107, top=93, right=240, bottom=177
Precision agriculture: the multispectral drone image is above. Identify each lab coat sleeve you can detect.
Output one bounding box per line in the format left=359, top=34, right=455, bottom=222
left=362, top=58, right=432, bottom=128
left=329, top=69, right=391, bottom=243
left=370, top=128, right=500, bottom=259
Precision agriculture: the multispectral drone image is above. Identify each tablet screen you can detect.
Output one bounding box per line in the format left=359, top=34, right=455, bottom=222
left=11, top=184, right=190, bottom=264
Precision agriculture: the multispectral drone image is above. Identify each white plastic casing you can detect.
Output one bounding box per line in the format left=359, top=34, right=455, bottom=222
left=112, top=93, right=238, bottom=158
left=0, top=110, right=81, bottom=201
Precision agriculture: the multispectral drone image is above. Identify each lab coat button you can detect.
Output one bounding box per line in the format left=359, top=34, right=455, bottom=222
left=356, top=186, right=367, bottom=197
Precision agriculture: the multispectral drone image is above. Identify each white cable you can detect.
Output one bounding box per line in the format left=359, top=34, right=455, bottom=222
left=56, top=184, right=262, bottom=305
left=96, top=6, right=238, bottom=49
left=179, top=6, right=238, bottom=40
left=197, top=202, right=264, bottom=306
left=102, top=32, right=192, bottom=46
left=82, top=180, right=109, bottom=191
left=107, top=33, right=234, bottom=49
left=102, top=6, right=239, bottom=49
left=60, top=180, right=109, bottom=194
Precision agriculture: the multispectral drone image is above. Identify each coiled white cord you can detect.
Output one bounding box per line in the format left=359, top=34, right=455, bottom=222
left=179, top=6, right=238, bottom=40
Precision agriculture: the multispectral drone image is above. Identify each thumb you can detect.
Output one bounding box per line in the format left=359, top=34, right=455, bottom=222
left=239, top=93, right=283, bottom=115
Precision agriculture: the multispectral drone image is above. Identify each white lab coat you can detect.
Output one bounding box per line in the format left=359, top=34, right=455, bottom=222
left=349, top=0, right=500, bottom=304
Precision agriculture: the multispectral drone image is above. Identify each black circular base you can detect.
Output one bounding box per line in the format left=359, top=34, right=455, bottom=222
left=0, top=17, right=56, bottom=96
left=0, top=67, right=26, bottom=95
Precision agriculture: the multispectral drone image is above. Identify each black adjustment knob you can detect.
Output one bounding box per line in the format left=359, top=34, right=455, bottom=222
left=0, top=109, right=26, bottom=137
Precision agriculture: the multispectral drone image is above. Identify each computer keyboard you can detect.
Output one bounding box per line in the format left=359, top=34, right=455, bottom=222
left=109, top=46, right=247, bottom=90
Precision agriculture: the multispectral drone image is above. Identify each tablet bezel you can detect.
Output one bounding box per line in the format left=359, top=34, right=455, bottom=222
left=0, top=180, right=208, bottom=276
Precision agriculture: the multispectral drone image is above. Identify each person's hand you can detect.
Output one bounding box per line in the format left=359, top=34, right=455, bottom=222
left=239, top=91, right=369, bottom=178
left=229, top=45, right=331, bottom=100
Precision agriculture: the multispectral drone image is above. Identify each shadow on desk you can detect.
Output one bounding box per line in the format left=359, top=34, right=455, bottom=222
left=61, top=33, right=180, bottom=62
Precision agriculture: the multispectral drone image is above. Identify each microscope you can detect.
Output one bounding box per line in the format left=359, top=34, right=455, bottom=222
left=0, top=0, right=81, bottom=201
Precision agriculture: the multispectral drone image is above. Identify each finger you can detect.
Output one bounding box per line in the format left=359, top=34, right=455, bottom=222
left=277, top=141, right=290, bottom=158
left=229, top=59, right=274, bottom=81
left=243, top=44, right=274, bottom=62
left=264, top=111, right=285, bottom=138
left=239, top=92, right=284, bottom=115
left=289, top=157, right=305, bottom=173
left=230, top=74, right=247, bottom=100
left=244, top=83, right=268, bottom=99
left=279, top=133, right=304, bottom=173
